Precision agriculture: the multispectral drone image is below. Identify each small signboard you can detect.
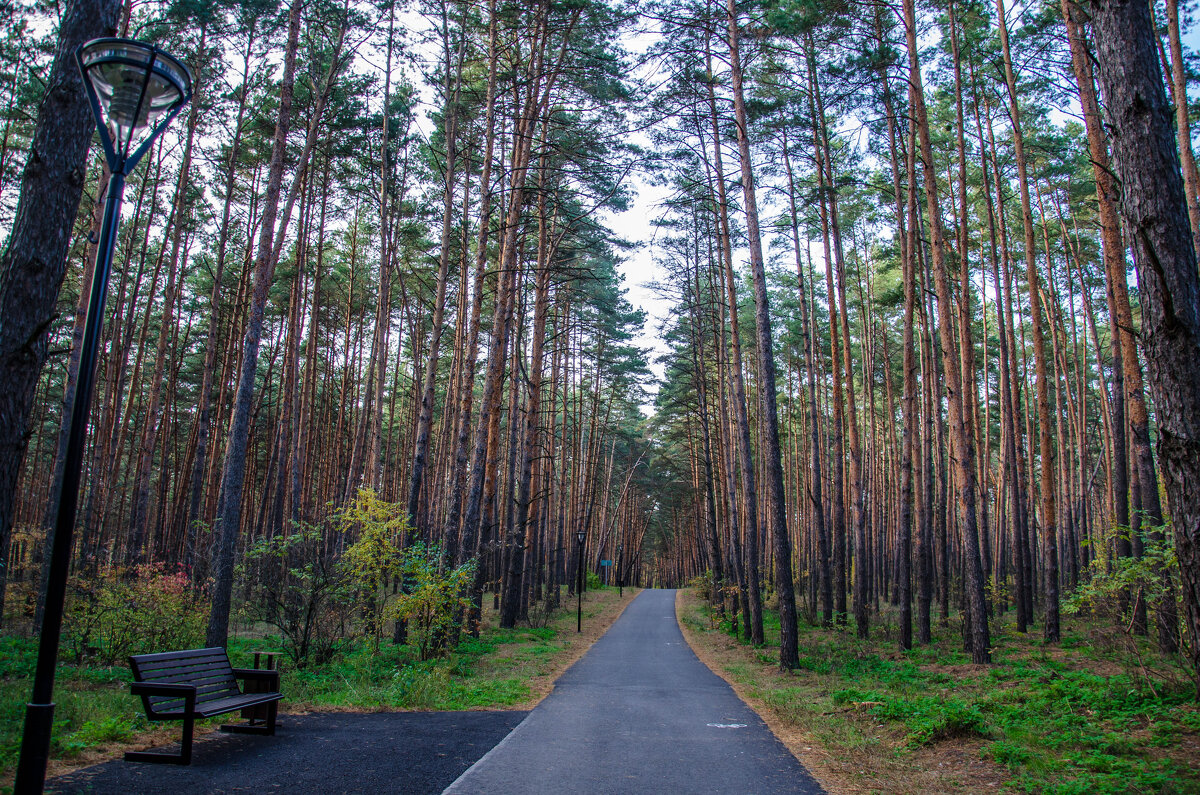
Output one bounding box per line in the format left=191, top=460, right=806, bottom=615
left=600, top=560, right=612, bottom=566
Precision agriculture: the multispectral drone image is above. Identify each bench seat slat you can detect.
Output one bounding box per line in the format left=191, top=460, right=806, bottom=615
left=153, top=692, right=282, bottom=720
left=142, top=669, right=236, bottom=687
left=134, top=656, right=231, bottom=677
left=148, top=681, right=240, bottom=705
left=130, top=647, right=229, bottom=665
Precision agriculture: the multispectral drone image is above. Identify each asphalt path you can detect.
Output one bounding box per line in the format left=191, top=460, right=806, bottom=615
left=47, top=710, right=526, bottom=794
left=444, top=588, right=824, bottom=794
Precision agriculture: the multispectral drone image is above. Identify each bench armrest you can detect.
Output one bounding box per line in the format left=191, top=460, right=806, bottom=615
left=232, top=668, right=280, bottom=689
left=131, top=681, right=197, bottom=698
left=131, top=681, right=197, bottom=719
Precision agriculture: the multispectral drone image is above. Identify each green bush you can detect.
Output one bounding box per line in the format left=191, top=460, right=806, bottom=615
left=1064, top=529, right=1192, bottom=692
left=875, top=696, right=988, bottom=746
left=338, top=489, right=410, bottom=648
left=62, top=564, right=206, bottom=665
left=985, top=739, right=1031, bottom=767
left=831, top=689, right=988, bottom=747
left=387, top=542, right=475, bottom=661
left=238, top=522, right=348, bottom=668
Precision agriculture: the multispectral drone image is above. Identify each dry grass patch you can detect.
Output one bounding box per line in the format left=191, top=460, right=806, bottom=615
left=467, top=586, right=638, bottom=709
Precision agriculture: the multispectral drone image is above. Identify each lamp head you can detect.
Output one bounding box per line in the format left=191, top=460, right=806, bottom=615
left=577, top=530, right=585, bottom=545
left=78, top=38, right=192, bottom=172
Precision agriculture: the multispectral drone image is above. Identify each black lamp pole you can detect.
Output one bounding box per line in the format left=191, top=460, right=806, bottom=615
left=576, top=529, right=585, bottom=633
left=617, top=543, right=623, bottom=598
left=14, top=39, right=190, bottom=795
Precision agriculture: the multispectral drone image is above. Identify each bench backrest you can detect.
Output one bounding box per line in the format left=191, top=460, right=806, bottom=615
left=129, top=647, right=240, bottom=716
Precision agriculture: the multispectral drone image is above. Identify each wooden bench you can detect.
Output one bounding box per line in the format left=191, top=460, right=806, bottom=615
left=126, top=647, right=282, bottom=765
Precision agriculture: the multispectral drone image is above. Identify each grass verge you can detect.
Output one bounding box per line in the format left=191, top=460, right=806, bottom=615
left=675, top=589, right=1200, bottom=795
left=1, top=586, right=636, bottom=787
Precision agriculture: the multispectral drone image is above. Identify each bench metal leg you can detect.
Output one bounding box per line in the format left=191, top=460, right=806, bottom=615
left=221, top=699, right=278, bottom=736
left=218, top=723, right=272, bottom=735
left=125, top=714, right=193, bottom=765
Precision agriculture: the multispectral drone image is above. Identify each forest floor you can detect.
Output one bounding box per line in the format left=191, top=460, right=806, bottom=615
left=675, top=589, right=1200, bottom=795
left=0, top=585, right=635, bottom=789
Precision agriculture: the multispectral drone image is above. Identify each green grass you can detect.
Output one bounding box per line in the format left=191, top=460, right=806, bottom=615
left=680, top=592, right=1200, bottom=795
left=0, top=636, right=141, bottom=776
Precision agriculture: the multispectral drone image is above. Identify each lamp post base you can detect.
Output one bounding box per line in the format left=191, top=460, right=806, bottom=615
left=15, top=701, right=56, bottom=793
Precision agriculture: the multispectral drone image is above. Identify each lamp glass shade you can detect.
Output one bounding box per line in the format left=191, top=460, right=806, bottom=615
left=577, top=530, right=585, bottom=544
left=80, top=39, right=191, bottom=155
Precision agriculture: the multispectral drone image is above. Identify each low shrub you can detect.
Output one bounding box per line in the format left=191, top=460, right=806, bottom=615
left=875, top=696, right=988, bottom=746
left=387, top=542, right=475, bottom=661
left=238, top=522, right=348, bottom=668
left=62, top=564, right=206, bottom=665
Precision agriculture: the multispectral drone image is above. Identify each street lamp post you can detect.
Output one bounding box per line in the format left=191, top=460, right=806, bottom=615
left=617, top=543, right=623, bottom=598
left=576, top=529, right=585, bottom=633
left=14, top=38, right=191, bottom=795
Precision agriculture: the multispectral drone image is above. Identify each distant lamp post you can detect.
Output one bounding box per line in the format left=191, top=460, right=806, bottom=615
left=617, top=543, right=624, bottom=598
left=576, top=529, right=586, bottom=633
left=15, top=38, right=191, bottom=795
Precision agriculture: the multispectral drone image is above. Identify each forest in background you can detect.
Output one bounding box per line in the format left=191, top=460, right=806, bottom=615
left=0, top=0, right=1198, bottom=717
left=1, top=0, right=656, bottom=662
left=643, top=0, right=1200, bottom=683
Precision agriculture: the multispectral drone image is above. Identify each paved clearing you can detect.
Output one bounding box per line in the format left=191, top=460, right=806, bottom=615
left=47, top=710, right=526, bottom=794
left=445, top=588, right=824, bottom=794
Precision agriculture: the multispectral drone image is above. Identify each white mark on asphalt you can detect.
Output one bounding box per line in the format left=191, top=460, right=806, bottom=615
left=706, top=723, right=748, bottom=729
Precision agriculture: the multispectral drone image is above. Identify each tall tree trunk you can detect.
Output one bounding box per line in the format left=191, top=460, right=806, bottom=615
left=727, top=0, right=798, bottom=668
left=126, top=57, right=203, bottom=564
left=904, top=0, right=991, bottom=662
left=1164, top=0, right=1200, bottom=256
left=408, top=1, right=465, bottom=528
left=206, top=0, right=304, bottom=648
left=704, top=26, right=763, bottom=644
left=995, top=0, right=1060, bottom=642
left=501, top=247, right=552, bottom=628
left=442, top=0, right=498, bottom=567
left=807, top=35, right=867, bottom=639
left=783, top=130, right=831, bottom=626
left=183, top=23, right=258, bottom=570
left=1089, top=0, right=1200, bottom=687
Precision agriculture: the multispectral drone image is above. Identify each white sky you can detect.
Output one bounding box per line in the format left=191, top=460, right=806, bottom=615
left=609, top=19, right=673, bottom=397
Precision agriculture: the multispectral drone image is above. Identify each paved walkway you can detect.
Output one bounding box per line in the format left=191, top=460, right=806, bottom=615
left=444, top=589, right=824, bottom=794
left=48, top=711, right=526, bottom=794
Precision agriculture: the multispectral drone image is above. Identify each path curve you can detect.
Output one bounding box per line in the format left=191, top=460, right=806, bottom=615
left=444, top=589, right=824, bottom=794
